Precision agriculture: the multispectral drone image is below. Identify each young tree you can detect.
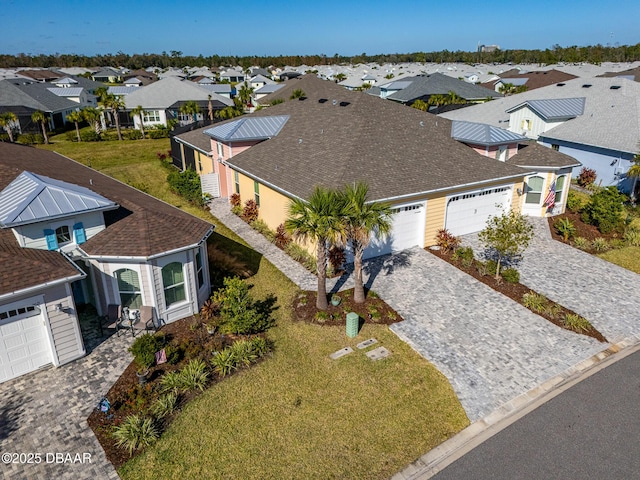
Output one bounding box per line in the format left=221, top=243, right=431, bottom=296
left=130, top=105, right=146, bottom=139
left=31, top=110, right=49, bottom=144
left=82, top=107, right=102, bottom=135
left=411, top=99, right=429, bottom=111
left=289, top=89, right=306, bottom=100
left=478, top=210, right=534, bottom=279
left=0, top=111, right=18, bottom=142
left=99, top=93, right=125, bottom=140
left=285, top=186, right=345, bottom=310
left=66, top=110, right=83, bottom=142
left=341, top=183, right=392, bottom=303
left=237, top=82, right=254, bottom=109
left=179, top=100, right=200, bottom=125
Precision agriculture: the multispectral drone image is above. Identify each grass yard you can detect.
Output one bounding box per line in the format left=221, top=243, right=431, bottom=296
left=598, top=246, right=640, bottom=274
left=38, top=136, right=469, bottom=479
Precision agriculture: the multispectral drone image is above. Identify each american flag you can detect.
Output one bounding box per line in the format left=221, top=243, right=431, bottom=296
left=544, top=180, right=556, bottom=208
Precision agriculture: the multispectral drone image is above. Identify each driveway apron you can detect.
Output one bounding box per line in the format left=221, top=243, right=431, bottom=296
left=371, top=248, right=605, bottom=422
left=0, top=333, right=133, bottom=480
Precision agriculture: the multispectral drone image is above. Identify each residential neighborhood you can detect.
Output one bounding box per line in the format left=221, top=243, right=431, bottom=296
left=1, top=50, right=640, bottom=480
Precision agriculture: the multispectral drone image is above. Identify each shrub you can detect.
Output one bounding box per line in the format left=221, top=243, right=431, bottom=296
left=212, top=277, right=275, bottom=334
left=573, top=237, right=589, bottom=250
left=451, top=246, right=474, bottom=268
left=17, top=133, right=44, bottom=145
left=167, top=169, right=203, bottom=206
left=275, top=224, right=291, bottom=249
left=112, top=415, right=158, bottom=455
left=80, top=130, right=101, bottom=142
left=129, top=333, right=165, bottom=372
left=545, top=303, right=562, bottom=320
left=285, top=242, right=317, bottom=274
left=624, top=227, right=640, bottom=247
left=230, top=193, right=241, bottom=208
left=126, top=129, right=143, bottom=140
left=314, top=311, right=330, bottom=323
left=229, top=339, right=258, bottom=367
left=251, top=219, right=272, bottom=236
left=522, top=292, right=548, bottom=313
left=241, top=199, right=259, bottom=223
left=211, top=349, right=236, bottom=377
left=148, top=126, right=169, bottom=139
left=577, top=167, right=597, bottom=187
left=484, top=259, right=498, bottom=276
left=563, top=313, right=592, bottom=333
left=270, top=98, right=284, bottom=105
left=435, top=229, right=461, bottom=253
left=501, top=267, right=520, bottom=283
left=231, top=204, right=242, bottom=216
left=566, top=191, right=585, bottom=212
left=581, top=186, right=625, bottom=234
left=159, top=371, right=182, bottom=393
left=163, top=344, right=182, bottom=365
left=151, top=392, right=178, bottom=419
left=178, top=359, right=209, bottom=391
left=591, top=237, right=609, bottom=252
left=553, top=217, right=577, bottom=242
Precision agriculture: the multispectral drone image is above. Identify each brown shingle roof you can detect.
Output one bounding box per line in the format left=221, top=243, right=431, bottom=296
left=174, top=124, right=214, bottom=153
left=0, top=143, right=212, bottom=258
left=226, top=75, right=532, bottom=202
left=482, top=69, right=578, bottom=91
left=507, top=142, right=581, bottom=169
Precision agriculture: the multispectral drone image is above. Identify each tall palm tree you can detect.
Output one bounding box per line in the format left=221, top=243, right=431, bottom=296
left=411, top=99, right=429, bottom=111
left=285, top=186, right=345, bottom=310
left=341, top=183, right=392, bottom=304
left=207, top=95, right=214, bottom=121
left=130, top=105, right=146, bottom=139
left=237, top=82, right=254, bottom=109
left=81, top=107, right=101, bottom=135
left=0, top=111, right=18, bottom=142
left=31, top=110, right=49, bottom=144
left=99, top=93, right=125, bottom=140
left=179, top=100, right=200, bottom=125
left=66, top=110, right=83, bottom=142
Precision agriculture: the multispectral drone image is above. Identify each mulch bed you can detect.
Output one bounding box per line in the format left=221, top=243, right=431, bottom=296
left=427, top=248, right=607, bottom=343
left=87, top=316, right=251, bottom=469
left=547, top=210, right=623, bottom=249
left=292, top=288, right=402, bottom=326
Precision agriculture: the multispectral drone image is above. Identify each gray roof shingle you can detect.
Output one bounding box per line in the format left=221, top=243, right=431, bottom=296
left=386, top=73, right=502, bottom=103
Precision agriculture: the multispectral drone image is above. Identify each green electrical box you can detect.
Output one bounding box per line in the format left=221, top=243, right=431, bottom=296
left=346, top=312, right=359, bottom=338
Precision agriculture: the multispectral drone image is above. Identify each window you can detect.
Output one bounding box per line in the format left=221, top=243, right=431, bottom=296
left=195, top=251, right=204, bottom=289
left=143, top=110, right=161, bottom=123
left=551, top=144, right=559, bottom=151
left=114, top=269, right=142, bottom=309
left=521, top=119, right=532, bottom=131
left=524, top=176, right=544, bottom=204
left=554, top=175, right=566, bottom=204
left=162, top=262, right=185, bottom=308
left=217, top=142, right=224, bottom=158
left=254, top=181, right=260, bottom=207
left=55, top=226, right=71, bottom=245
left=234, top=171, right=240, bottom=194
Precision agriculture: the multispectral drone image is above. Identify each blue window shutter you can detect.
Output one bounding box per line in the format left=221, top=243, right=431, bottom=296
left=44, top=229, right=58, bottom=250
left=73, top=222, right=86, bottom=244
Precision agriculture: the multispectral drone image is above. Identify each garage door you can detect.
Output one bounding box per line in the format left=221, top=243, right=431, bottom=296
left=0, top=305, right=51, bottom=383
left=445, top=187, right=511, bottom=236
left=362, top=202, right=425, bottom=259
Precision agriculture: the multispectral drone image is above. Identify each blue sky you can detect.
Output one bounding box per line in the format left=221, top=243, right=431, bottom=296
left=2, top=0, right=638, bottom=57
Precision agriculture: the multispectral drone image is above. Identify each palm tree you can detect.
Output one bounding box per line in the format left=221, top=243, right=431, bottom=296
left=411, top=99, right=429, bottom=111
left=130, top=105, right=146, bottom=139
left=81, top=107, right=101, bottom=135
left=285, top=186, right=345, bottom=310
left=334, top=73, right=347, bottom=82
left=341, top=183, right=392, bottom=304
left=207, top=95, right=214, bottom=121
left=237, top=82, right=254, bottom=109
left=31, top=110, right=49, bottom=144
left=0, top=111, right=18, bottom=142
left=66, top=110, right=83, bottom=142
left=290, top=89, right=306, bottom=100
left=99, top=93, right=125, bottom=140
left=179, top=100, right=200, bottom=125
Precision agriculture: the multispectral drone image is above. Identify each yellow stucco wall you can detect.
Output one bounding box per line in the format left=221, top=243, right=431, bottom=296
left=196, top=151, right=214, bottom=175
left=235, top=172, right=291, bottom=231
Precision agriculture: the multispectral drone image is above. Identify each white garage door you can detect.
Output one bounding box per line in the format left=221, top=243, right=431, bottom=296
left=445, top=186, right=511, bottom=236
left=0, top=305, right=51, bottom=383
left=362, top=202, right=425, bottom=259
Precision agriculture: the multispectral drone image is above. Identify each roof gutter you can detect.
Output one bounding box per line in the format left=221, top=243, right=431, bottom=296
left=2, top=203, right=120, bottom=228
left=79, top=225, right=215, bottom=262
left=174, top=136, right=212, bottom=155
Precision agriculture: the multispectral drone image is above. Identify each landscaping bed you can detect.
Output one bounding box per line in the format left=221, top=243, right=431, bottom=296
left=292, top=288, right=402, bottom=326
left=427, top=247, right=607, bottom=343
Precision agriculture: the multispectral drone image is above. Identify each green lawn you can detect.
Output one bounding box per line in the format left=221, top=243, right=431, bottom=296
left=37, top=136, right=469, bottom=479
left=598, top=246, right=640, bottom=274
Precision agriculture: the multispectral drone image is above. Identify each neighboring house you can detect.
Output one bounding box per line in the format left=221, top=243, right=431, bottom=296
left=171, top=125, right=219, bottom=197
left=481, top=69, right=578, bottom=92
left=0, top=79, right=80, bottom=133
left=451, top=120, right=580, bottom=216
left=91, top=68, right=124, bottom=83
left=123, top=77, right=144, bottom=87
left=249, top=74, right=275, bottom=90
left=253, top=83, right=285, bottom=101
left=123, top=69, right=158, bottom=86
left=220, top=69, right=246, bottom=83
left=599, top=66, right=640, bottom=82
left=505, top=97, right=586, bottom=139
left=123, top=77, right=233, bottom=129
left=198, top=83, right=233, bottom=99
left=0, top=143, right=214, bottom=383
left=16, top=69, right=63, bottom=83
left=368, top=72, right=502, bottom=107
left=440, top=77, right=640, bottom=191
left=201, top=75, right=537, bottom=258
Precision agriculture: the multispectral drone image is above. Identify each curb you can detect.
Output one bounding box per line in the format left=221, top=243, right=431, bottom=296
left=391, top=334, right=640, bottom=480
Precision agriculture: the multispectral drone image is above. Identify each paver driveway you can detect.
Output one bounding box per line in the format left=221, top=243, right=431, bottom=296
left=367, top=248, right=605, bottom=422
left=0, top=329, right=133, bottom=480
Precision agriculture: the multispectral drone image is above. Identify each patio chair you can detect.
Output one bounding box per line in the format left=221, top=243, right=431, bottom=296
left=117, top=306, right=137, bottom=337
left=138, top=305, right=157, bottom=332
left=99, top=304, right=121, bottom=336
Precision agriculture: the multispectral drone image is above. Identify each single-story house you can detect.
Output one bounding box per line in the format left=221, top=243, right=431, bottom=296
left=0, top=143, right=214, bottom=383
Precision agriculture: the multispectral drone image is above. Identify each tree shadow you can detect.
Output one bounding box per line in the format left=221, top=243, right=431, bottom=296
left=329, top=263, right=354, bottom=294
left=207, top=232, right=263, bottom=290
left=0, top=395, right=25, bottom=441
left=363, top=249, right=414, bottom=291
left=478, top=246, right=523, bottom=269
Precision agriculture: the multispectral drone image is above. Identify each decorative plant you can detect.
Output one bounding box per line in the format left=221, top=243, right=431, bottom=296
left=554, top=217, right=577, bottom=242
left=591, top=237, right=609, bottom=252
left=522, top=292, right=548, bottom=313
left=328, top=245, right=346, bottom=273
left=501, top=267, right=520, bottom=284
left=112, top=415, right=158, bottom=455
left=577, top=167, right=597, bottom=187
left=230, top=193, right=241, bottom=208
left=563, top=314, right=592, bottom=333
left=241, top=199, right=259, bottom=223
left=435, top=228, right=461, bottom=253
left=275, top=223, right=291, bottom=249
left=151, top=392, right=178, bottom=419
left=572, top=237, right=589, bottom=250
left=624, top=226, right=640, bottom=247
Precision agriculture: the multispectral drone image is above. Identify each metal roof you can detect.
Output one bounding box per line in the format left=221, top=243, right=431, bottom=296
left=254, top=83, right=285, bottom=94
left=204, top=115, right=290, bottom=142
left=380, top=80, right=412, bottom=91
left=199, top=83, right=232, bottom=93
left=506, top=97, right=585, bottom=120
left=47, top=87, right=83, bottom=97
left=108, top=86, right=139, bottom=96
left=497, top=78, right=529, bottom=86
left=0, top=171, right=118, bottom=227
left=451, top=120, right=527, bottom=146
left=55, top=77, right=78, bottom=85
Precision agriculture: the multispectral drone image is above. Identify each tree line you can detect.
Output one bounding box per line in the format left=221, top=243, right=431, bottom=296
left=1, top=43, right=640, bottom=69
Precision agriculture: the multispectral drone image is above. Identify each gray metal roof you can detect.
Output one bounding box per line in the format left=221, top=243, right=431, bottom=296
left=199, top=84, right=232, bottom=94
left=0, top=79, right=77, bottom=112
left=56, top=77, right=78, bottom=85
left=498, top=78, right=529, bottom=86
left=451, top=121, right=527, bottom=146
left=204, top=115, right=290, bottom=142
left=254, top=83, right=285, bottom=94
left=47, top=87, right=83, bottom=97
left=0, top=171, right=118, bottom=227
left=108, top=86, right=139, bottom=96
left=506, top=97, right=585, bottom=120
left=380, top=80, right=412, bottom=90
